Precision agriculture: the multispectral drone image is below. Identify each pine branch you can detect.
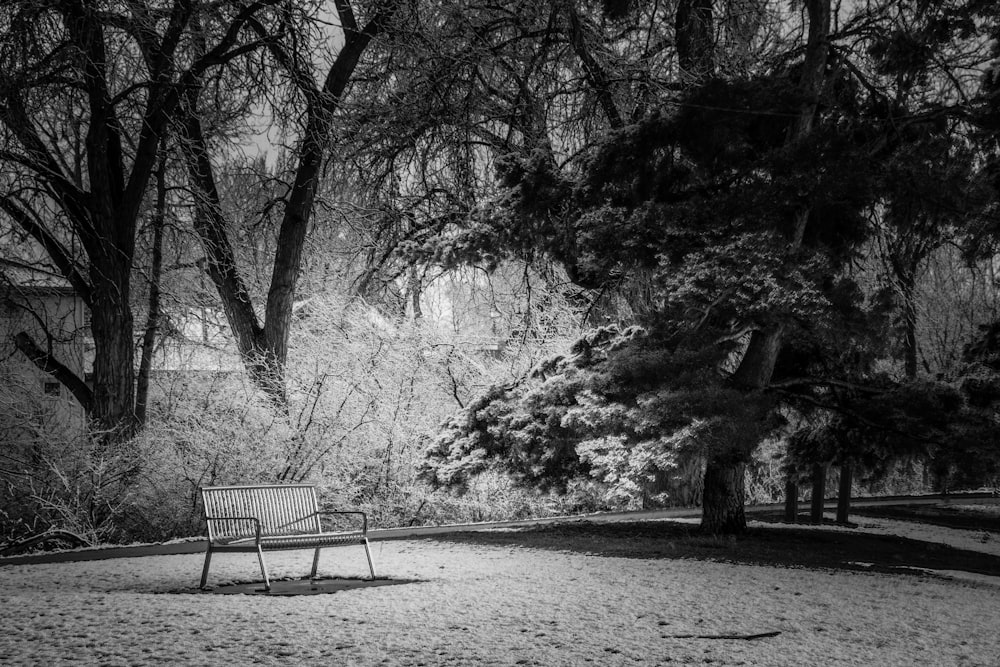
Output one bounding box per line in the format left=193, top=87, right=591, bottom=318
left=767, top=377, right=887, bottom=395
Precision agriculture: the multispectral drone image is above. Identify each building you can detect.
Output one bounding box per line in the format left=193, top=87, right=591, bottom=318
left=0, top=263, right=90, bottom=437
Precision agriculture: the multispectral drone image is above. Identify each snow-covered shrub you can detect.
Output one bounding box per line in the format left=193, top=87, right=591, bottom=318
left=118, top=372, right=291, bottom=541
left=0, top=427, right=140, bottom=545
left=111, top=295, right=571, bottom=541
left=421, top=325, right=781, bottom=509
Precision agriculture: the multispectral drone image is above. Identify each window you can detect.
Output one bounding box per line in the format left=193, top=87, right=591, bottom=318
left=43, top=382, right=61, bottom=397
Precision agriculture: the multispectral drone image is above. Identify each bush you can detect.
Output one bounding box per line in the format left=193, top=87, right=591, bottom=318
left=0, top=294, right=576, bottom=545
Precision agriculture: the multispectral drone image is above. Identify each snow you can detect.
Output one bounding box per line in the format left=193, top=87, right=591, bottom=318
left=2, top=517, right=999, bottom=666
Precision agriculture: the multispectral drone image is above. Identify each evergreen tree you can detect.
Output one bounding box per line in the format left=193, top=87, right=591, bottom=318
left=420, top=0, right=998, bottom=533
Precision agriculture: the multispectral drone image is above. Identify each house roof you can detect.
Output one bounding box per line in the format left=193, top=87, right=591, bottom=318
left=0, top=258, right=76, bottom=296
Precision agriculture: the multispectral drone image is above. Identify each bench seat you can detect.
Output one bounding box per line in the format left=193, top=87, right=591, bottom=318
left=218, top=530, right=367, bottom=549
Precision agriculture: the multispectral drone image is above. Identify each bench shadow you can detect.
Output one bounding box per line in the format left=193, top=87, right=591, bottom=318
left=428, top=519, right=1000, bottom=581
left=170, top=576, right=422, bottom=596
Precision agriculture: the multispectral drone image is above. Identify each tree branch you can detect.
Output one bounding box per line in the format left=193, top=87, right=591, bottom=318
left=178, top=91, right=265, bottom=351
left=333, top=0, right=359, bottom=35
left=0, top=195, right=93, bottom=305
left=12, top=332, right=94, bottom=413
left=771, top=388, right=938, bottom=445
left=563, top=2, right=623, bottom=129
left=0, top=95, right=95, bottom=235
left=767, top=377, right=886, bottom=395
left=263, top=5, right=395, bottom=365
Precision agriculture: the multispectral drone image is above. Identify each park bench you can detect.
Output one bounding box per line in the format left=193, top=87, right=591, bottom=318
left=199, top=484, right=376, bottom=591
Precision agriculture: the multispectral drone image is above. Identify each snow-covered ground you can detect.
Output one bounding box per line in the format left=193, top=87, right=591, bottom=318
left=2, top=516, right=998, bottom=666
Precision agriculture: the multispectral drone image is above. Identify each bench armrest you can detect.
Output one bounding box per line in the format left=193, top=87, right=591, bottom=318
left=316, top=510, right=368, bottom=534
left=206, top=516, right=262, bottom=543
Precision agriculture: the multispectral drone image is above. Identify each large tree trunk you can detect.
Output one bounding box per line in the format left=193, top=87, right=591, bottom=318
left=675, top=0, right=714, bottom=80
left=701, top=327, right=782, bottom=534
left=702, top=456, right=747, bottom=534
left=89, top=264, right=137, bottom=439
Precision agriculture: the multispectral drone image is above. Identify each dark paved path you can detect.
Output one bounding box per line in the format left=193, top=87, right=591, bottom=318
left=1, top=492, right=995, bottom=566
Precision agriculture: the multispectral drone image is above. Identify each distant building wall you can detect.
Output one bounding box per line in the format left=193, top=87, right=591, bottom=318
left=0, top=286, right=88, bottom=438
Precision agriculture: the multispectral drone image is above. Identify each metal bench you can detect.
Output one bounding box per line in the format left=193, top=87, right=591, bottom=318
left=199, top=484, right=376, bottom=591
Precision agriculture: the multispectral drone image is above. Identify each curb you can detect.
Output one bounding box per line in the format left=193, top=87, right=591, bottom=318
left=1, top=492, right=995, bottom=566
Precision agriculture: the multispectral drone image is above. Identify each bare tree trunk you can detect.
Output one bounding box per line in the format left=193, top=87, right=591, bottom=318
left=732, top=326, right=783, bottom=388
left=89, top=262, right=137, bottom=439
left=836, top=462, right=853, bottom=524
left=408, top=266, right=423, bottom=320
left=810, top=463, right=827, bottom=524
left=784, top=477, right=799, bottom=523
left=1, top=0, right=309, bottom=441
left=179, top=100, right=284, bottom=406
left=899, top=263, right=919, bottom=379
left=180, top=5, right=392, bottom=407
left=136, top=148, right=168, bottom=426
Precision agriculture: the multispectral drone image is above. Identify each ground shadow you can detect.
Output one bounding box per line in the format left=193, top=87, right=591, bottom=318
left=428, top=519, right=1000, bottom=580
left=848, top=503, right=1000, bottom=532
left=169, top=576, right=422, bottom=596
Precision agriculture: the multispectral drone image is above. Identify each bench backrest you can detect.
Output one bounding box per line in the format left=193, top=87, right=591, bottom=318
left=201, top=484, right=322, bottom=541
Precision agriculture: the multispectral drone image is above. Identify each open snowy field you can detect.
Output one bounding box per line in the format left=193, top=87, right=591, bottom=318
left=2, top=516, right=999, bottom=666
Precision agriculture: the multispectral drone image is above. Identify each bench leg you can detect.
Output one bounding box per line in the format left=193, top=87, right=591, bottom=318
left=310, top=547, right=322, bottom=579
left=363, top=538, right=376, bottom=579
left=257, top=545, right=272, bottom=591
left=200, top=548, right=213, bottom=589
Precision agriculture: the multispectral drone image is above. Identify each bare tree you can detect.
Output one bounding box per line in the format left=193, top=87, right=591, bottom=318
left=0, top=0, right=356, bottom=433
left=178, top=0, right=399, bottom=406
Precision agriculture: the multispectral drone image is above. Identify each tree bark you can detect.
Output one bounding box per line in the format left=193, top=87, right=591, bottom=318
left=810, top=463, right=827, bottom=524
left=179, top=99, right=283, bottom=405
left=675, top=0, right=714, bottom=80
left=732, top=326, right=783, bottom=388
left=836, top=462, right=853, bottom=524
left=701, top=456, right=747, bottom=534
left=702, top=326, right=782, bottom=534
left=784, top=477, right=799, bottom=523
left=136, top=148, right=168, bottom=426
left=88, top=261, right=137, bottom=439
left=899, top=262, right=919, bottom=379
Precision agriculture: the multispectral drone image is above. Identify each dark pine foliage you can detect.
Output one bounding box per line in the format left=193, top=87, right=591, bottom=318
left=421, top=0, right=1000, bottom=511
